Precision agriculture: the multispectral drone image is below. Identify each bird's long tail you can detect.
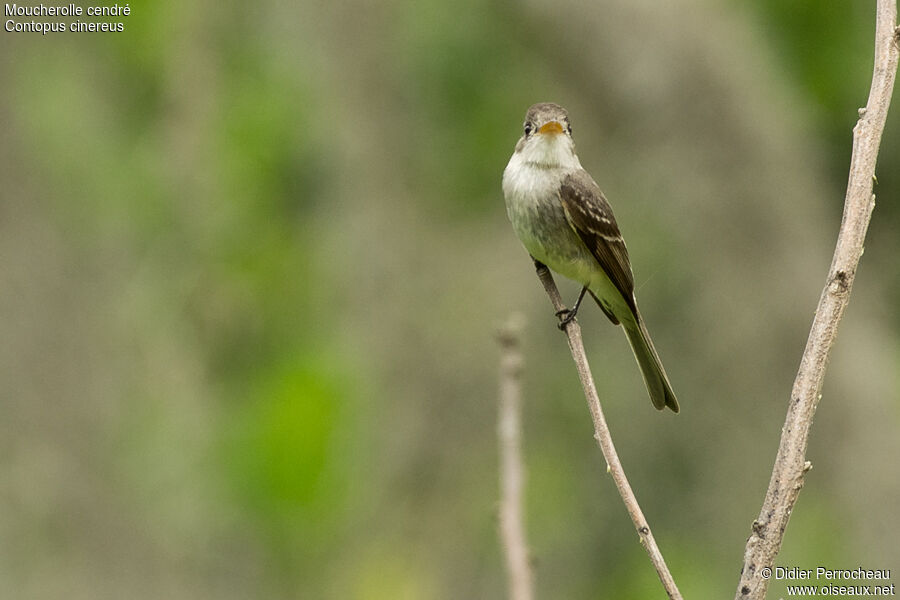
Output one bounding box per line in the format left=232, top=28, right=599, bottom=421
left=622, top=311, right=679, bottom=413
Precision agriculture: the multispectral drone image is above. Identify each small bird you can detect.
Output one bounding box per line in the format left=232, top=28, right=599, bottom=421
left=502, top=102, right=679, bottom=412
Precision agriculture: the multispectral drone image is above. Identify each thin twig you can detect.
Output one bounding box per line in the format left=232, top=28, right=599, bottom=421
left=735, top=3, right=899, bottom=599
left=497, top=315, right=534, bottom=600
left=532, top=260, right=683, bottom=600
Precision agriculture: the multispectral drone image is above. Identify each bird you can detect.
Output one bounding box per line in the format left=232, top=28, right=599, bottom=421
left=502, top=102, right=679, bottom=413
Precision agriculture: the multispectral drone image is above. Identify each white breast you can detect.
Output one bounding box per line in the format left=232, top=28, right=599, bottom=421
left=502, top=149, right=599, bottom=286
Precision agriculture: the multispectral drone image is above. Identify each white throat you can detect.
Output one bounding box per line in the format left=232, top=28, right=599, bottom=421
left=511, top=134, right=582, bottom=172
left=502, top=134, right=582, bottom=203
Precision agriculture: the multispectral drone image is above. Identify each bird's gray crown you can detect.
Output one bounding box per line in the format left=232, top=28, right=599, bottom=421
left=525, top=102, right=569, bottom=127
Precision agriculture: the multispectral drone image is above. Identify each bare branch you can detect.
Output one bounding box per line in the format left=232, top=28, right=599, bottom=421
left=497, top=314, right=534, bottom=600
left=532, top=260, right=683, bottom=600
left=735, top=3, right=899, bottom=599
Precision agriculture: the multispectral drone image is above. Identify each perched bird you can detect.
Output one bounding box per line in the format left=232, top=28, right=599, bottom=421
left=502, top=102, right=679, bottom=412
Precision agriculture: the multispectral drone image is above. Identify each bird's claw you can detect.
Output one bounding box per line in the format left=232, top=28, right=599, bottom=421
left=555, top=308, right=576, bottom=330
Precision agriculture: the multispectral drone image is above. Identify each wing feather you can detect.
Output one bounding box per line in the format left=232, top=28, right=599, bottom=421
left=558, top=170, right=638, bottom=316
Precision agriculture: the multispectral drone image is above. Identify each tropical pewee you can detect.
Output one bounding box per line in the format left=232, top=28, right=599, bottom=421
left=502, top=102, right=679, bottom=412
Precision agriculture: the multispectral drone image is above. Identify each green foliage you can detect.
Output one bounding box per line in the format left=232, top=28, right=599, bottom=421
left=749, top=1, right=870, bottom=123
left=397, top=0, right=546, bottom=216
left=226, top=361, right=345, bottom=517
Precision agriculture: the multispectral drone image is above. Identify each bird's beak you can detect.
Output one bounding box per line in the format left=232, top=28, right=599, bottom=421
left=538, top=121, right=565, bottom=135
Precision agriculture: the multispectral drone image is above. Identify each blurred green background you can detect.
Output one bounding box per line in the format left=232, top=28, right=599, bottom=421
left=2, top=0, right=899, bottom=598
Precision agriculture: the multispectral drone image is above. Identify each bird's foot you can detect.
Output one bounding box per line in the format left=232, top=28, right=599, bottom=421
left=555, top=308, right=577, bottom=330
left=555, top=286, right=588, bottom=330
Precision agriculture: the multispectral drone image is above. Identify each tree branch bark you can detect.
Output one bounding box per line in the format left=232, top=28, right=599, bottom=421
left=532, top=260, right=683, bottom=600
left=497, top=315, right=534, bottom=600
left=735, top=3, right=899, bottom=599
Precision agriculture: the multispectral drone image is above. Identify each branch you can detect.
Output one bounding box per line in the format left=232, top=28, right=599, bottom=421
left=735, top=3, right=899, bottom=599
left=532, top=260, right=683, bottom=600
left=496, top=315, right=534, bottom=600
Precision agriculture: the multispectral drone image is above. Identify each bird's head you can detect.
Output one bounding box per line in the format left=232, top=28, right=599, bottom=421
left=513, top=102, right=580, bottom=169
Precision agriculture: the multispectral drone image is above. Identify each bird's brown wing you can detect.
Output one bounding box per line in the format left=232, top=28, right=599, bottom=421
left=558, top=170, right=638, bottom=317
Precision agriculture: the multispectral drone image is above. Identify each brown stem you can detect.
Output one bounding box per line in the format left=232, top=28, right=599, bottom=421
left=532, top=260, right=683, bottom=600
left=497, top=315, right=534, bottom=600
left=735, top=3, right=899, bottom=599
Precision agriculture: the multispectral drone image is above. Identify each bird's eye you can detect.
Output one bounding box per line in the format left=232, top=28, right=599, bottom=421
left=524, top=122, right=534, bottom=136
